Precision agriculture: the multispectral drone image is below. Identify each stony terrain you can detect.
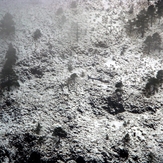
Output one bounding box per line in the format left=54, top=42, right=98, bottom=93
left=0, top=0, right=163, bottom=162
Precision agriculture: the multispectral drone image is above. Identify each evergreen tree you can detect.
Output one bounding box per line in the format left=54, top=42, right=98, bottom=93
left=33, top=29, right=42, bottom=40
left=5, top=43, right=17, bottom=65
left=0, top=44, right=19, bottom=92
left=143, top=36, right=153, bottom=54
left=155, top=0, right=163, bottom=23
left=152, top=32, right=161, bottom=51
left=1, top=66, right=19, bottom=91
left=144, top=77, right=159, bottom=97
left=147, top=5, right=156, bottom=27
left=136, top=9, right=149, bottom=38
left=156, top=70, right=163, bottom=83
left=0, top=13, right=15, bottom=35
left=143, top=33, right=161, bottom=54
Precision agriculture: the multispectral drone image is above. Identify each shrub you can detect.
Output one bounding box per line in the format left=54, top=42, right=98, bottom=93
left=33, top=29, right=42, bottom=40
left=115, top=81, right=123, bottom=88
left=144, top=77, right=159, bottom=97
left=70, top=73, right=77, bottom=81
left=30, top=67, right=43, bottom=78
left=119, top=148, right=129, bottom=160
left=52, top=127, right=67, bottom=138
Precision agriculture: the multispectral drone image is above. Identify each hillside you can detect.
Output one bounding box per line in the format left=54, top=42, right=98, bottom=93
left=0, top=0, right=163, bottom=162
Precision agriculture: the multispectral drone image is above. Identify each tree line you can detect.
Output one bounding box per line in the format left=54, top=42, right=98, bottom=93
left=126, top=0, right=163, bottom=38
left=0, top=12, right=44, bottom=96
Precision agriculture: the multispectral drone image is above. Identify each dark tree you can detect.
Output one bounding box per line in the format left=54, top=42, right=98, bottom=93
left=147, top=5, right=156, bottom=27
left=128, top=5, right=134, bottom=14
left=28, top=152, right=41, bottom=163
left=52, top=127, right=67, bottom=144
left=0, top=13, right=15, bottom=35
left=33, top=29, right=42, bottom=40
left=52, top=127, right=67, bottom=138
left=0, top=44, right=19, bottom=92
left=1, top=66, right=19, bottom=91
left=34, top=123, right=42, bottom=135
left=156, top=70, right=163, bottom=83
left=5, top=43, right=17, bottom=65
left=155, top=0, right=163, bottom=23
left=115, top=81, right=123, bottom=88
left=136, top=9, right=149, bottom=38
left=122, top=133, right=130, bottom=145
left=152, top=32, right=161, bottom=51
left=143, top=35, right=153, bottom=54
left=144, top=77, right=159, bottom=97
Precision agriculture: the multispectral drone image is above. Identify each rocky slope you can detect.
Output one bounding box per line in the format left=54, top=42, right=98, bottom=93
left=0, top=0, right=163, bottom=162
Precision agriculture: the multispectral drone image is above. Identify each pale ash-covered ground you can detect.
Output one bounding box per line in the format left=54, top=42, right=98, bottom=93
left=0, top=0, right=163, bottom=162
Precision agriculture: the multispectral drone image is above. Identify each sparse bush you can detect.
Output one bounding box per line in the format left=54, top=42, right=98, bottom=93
left=33, top=29, right=42, bottom=40
left=0, top=12, right=15, bottom=35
